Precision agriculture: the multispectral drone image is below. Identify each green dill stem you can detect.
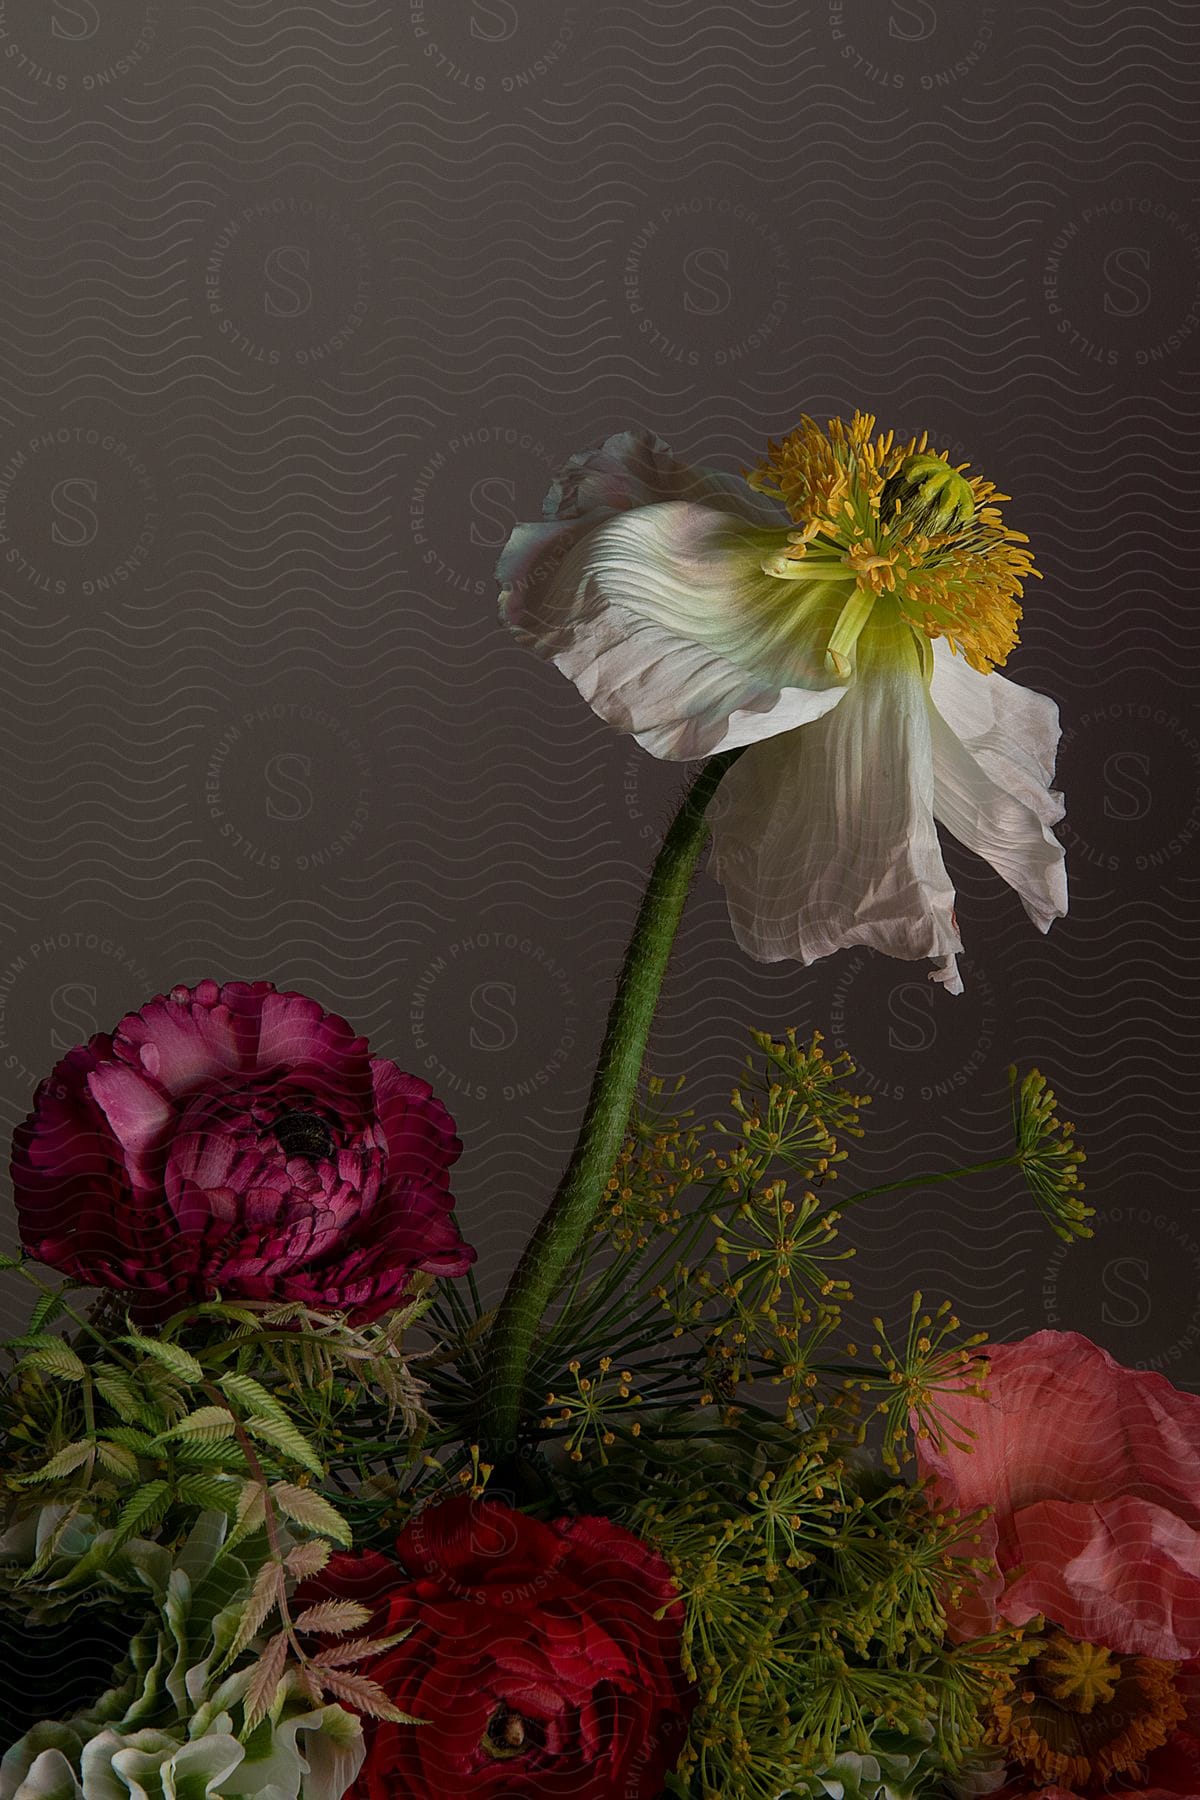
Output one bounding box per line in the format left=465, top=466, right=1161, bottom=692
left=466, top=1267, right=485, bottom=1321
left=536, top=1190, right=714, bottom=1364
left=839, top=1156, right=1018, bottom=1210
left=480, top=750, right=742, bottom=1461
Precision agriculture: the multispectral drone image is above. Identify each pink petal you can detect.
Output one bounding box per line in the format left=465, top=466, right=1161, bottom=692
left=371, top=1059, right=462, bottom=1179
left=85, top=1063, right=173, bottom=1185
left=1002, top=1494, right=1200, bottom=1661
left=112, top=988, right=250, bottom=1096
left=919, top=1332, right=1200, bottom=1534
left=256, top=989, right=363, bottom=1077
left=918, top=1331, right=1200, bottom=1660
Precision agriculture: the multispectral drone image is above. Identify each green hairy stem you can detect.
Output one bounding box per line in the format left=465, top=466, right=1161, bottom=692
left=480, top=749, right=742, bottom=1462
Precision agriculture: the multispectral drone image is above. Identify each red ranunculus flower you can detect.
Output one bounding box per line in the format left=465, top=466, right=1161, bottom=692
left=917, top=1331, right=1200, bottom=1799
left=12, top=979, right=473, bottom=1319
left=299, top=1494, right=695, bottom=1797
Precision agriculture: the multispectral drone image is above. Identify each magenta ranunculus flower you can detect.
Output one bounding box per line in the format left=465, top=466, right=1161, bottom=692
left=12, top=978, right=474, bottom=1319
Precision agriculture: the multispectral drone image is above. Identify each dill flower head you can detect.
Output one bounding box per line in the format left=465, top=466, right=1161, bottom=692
left=1008, top=1066, right=1091, bottom=1241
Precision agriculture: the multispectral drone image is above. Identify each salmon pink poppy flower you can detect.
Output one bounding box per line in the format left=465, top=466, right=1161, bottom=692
left=918, top=1332, right=1200, bottom=1798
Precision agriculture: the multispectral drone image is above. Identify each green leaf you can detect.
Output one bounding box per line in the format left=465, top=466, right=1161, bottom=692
left=256, top=1302, right=312, bottom=1326
left=95, top=1440, right=141, bottom=1479
left=8, top=1331, right=76, bottom=1353
left=112, top=1478, right=172, bottom=1543
left=102, top=1425, right=158, bottom=1455
left=27, top=1292, right=67, bottom=1333
left=175, top=1473, right=243, bottom=1514
left=220, top=1480, right=267, bottom=1557
left=173, top=1437, right=248, bottom=1469
left=270, top=1482, right=352, bottom=1546
left=217, top=1371, right=292, bottom=1425
left=25, top=1502, right=86, bottom=1576
left=19, top=1439, right=96, bottom=1483
left=244, top=1414, right=323, bottom=1476
left=153, top=1406, right=238, bottom=1447
left=19, top=1342, right=87, bottom=1382
left=0, top=1250, right=25, bottom=1270
left=215, top=1476, right=271, bottom=1562
left=37, top=1523, right=117, bottom=1587
left=137, top=1370, right=188, bottom=1409
left=228, top=1559, right=286, bottom=1660
left=94, top=1373, right=158, bottom=1428
left=188, top=1302, right=265, bottom=1328
left=121, top=1334, right=206, bottom=1383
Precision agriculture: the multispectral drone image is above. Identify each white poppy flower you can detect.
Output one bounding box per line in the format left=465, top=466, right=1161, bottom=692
left=498, top=415, right=1067, bottom=995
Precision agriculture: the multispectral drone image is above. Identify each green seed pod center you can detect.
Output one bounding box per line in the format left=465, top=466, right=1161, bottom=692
left=880, top=452, right=975, bottom=537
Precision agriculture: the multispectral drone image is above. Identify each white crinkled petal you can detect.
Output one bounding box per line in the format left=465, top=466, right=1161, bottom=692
left=504, top=499, right=851, bottom=760
left=499, top=427, right=788, bottom=651
left=542, top=425, right=788, bottom=528
left=929, top=639, right=1065, bottom=826
left=929, top=954, right=965, bottom=996
left=708, top=612, right=963, bottom=974
left=927, top=699, right=1068, bottom=933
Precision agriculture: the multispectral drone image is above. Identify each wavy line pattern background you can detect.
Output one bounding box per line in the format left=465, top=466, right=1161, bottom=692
left=0, top=0, right=1198, bottom=1383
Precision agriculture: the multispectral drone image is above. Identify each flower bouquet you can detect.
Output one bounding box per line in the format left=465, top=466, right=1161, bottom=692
left=1, top=416, right=1194, bottom=1800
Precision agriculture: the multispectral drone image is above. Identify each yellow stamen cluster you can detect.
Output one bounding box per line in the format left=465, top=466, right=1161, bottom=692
left=746, top=411, right=1039, bottom=675
left=988, top=1630, right=1186, bottom=1791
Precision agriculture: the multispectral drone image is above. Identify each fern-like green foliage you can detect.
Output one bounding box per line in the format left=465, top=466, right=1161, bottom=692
left=0, top=1292, right=432, bottom=1557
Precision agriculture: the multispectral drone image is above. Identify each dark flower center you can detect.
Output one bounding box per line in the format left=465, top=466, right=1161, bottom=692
left=482, top=1704, right=539, bottom=1760
left=273, top=1109, right=335, bottom=1162
left=987, top=1630, right=1186, bottom=1792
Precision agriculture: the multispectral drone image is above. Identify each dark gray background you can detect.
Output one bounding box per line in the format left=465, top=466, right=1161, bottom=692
left=1, top=0, right=1197, bottom=1379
